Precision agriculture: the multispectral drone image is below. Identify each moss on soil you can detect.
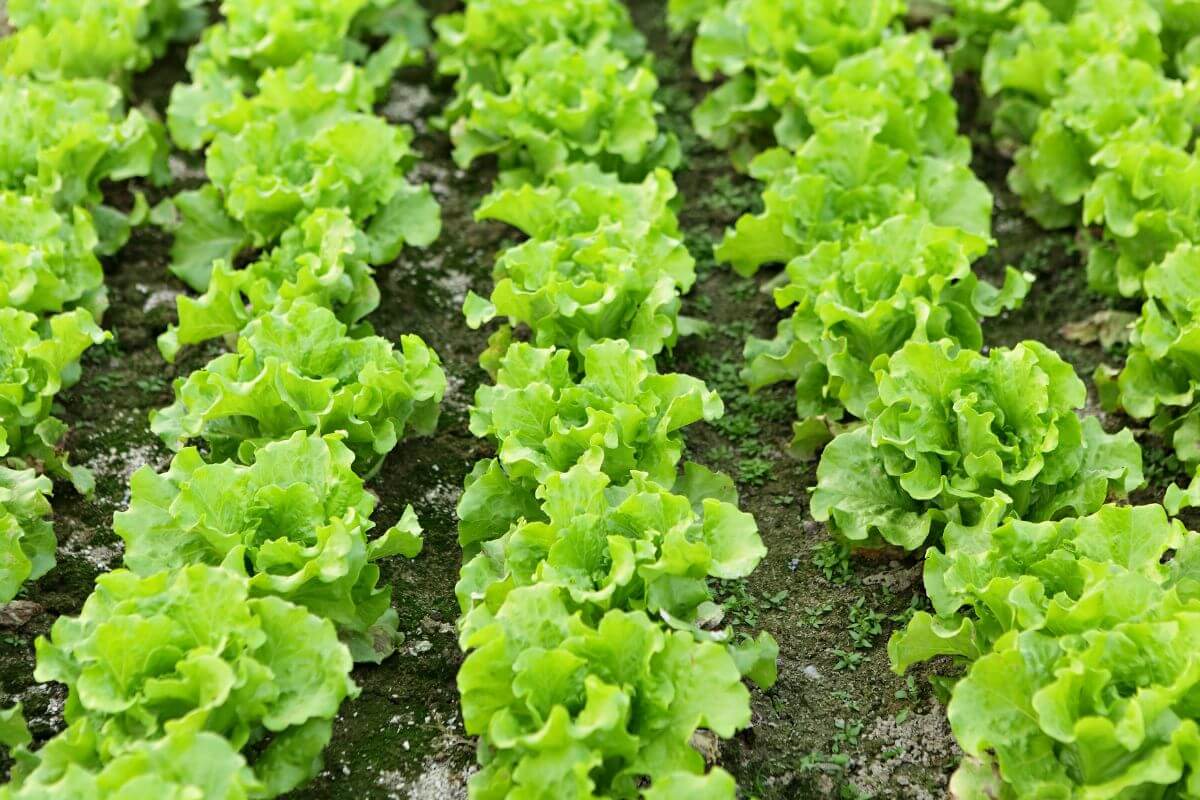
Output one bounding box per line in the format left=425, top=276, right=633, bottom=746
left=0, top=2, right=1189, bottom=798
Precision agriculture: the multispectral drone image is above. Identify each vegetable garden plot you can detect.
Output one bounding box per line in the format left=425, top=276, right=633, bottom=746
left=2, top=0, right=1199, bottom=798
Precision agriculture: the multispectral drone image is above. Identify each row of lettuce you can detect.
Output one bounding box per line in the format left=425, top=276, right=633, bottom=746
left=0, top=0, right=193, bottom=605
left=938, top=0, right=1200, bottom=479
left=433, top=1, right=778, bottom=797
left=676, top=0, right=1200, bottom=797
left=1, top=1, right=450, bottom=798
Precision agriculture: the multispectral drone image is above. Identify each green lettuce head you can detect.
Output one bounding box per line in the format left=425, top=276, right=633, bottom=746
left=1083, top=140, right=1200, bottom=297
left=114, top=431, right=423, bottom=663
left=980, top=0, right=1165, bottom=143
left=812, top=339, right=1143, bottom=550
left=450, top=39, right=679, bottom=181
left=457, top=451, right=765, bottom=641
left=456, top=340, right=724, bottom=548
left=434, top=0, right=643, bottom=124
left=945, top=562, right=1200, bottom=798
left=463, top=164, right=696, bottom=362
left=0, top=308, right=110, bottom=493
left=0, top=467, right=55, bottom=605
left=687, top=0, right=904, bottom=156
left=1008, top=53, right=1200, bottom=230
left=162, top=55, right=439, bottom=289
left=743, top=214, right=1030, bottom=452
left=32, top=564, right=357, bottom=797
left=1099, top=243, right=1200, bottom=463
left=0, top=191, right=106, bottom=318
left=1, top=726, right=263, bottom=800
left=1, top=0, right=205, bottom=82
left=889, top=503, right=1184, bottom=672
left=158, top=207, right=379, bottom=361
left=458, top=583, right=753, bottom=799
left=715, top=117, right=992, bottom=277
left=0, top=78, right=164, bottom=211
left=151, top=299, right=445, bottom=476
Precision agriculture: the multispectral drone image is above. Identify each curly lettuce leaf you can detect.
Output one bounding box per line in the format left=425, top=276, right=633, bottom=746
left=0, top=78, right=164, bottom=210
left=185, top=0, right=426, bottom=81
left=1101, top=243, right=1200, bottom=463
left=687, top=0, right=904, bottom=155
left=0, top=467, right=55, bottom=605
left=434, top=0, right=643, bottom=125
left=981, top=0, right=1165, bottom=113
left=158, top=208, right=378, bottom=361
left=1083, top=140, right=1200, bottom=297
left=1, top=0, right=206, bottom=82
left=890, top=504, right=1184, bottom=672
left=946, top=586, right=1200, bottom=797
left=458, top=451, right=765, bottom=643
left=162, top=56, right=440, bottom=284
left=1, top=727, right=264, bottom=800
left=0, top=308, right=110, bottom=493
left=1008, top=53, right=1200, bottom=229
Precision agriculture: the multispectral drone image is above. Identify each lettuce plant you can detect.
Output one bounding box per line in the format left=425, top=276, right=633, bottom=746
left=168, top=53, right=394, bottom=152
left=463, top=164, right=696, bottom=362
left=0, top=308, right=110, bottom=493
left=1, top=726, right=263, bottom=800
left=457, top=340, right=723, bottom=547
left=163, top=55, right=439, bottom=290
left=716, top=118, right=993, bottom=276
left=434, top=0, right=644, bottom=124
left=158, top=208, right=378, bottom=362
left=114, top=432, right=422, bottom=663
left=0, top=467, right=55, bottom=605
left=151, top=299, right=445, bottom=475
left=0, top=191, right=106, bottom=318
left=186, top=0, right=426, bottom=81
left=458, top=583, right=753, bottom=799
left=889, top=503, right=1183, bottom=672
left=0, top=0, right=206, bottom=82
left=0, top=78, right=163, bottom=211
left=943, top=543, right=1200, bottom=798
left=169, top=107, right=436, bottom=290
left=1082, top=140, right=1200, bottom=296
left=743, top=216, right=1031, bottom=452
left=979, top=0, right=1165, bottom=142
left=1008, top=53, right=1200, bottom=229
left=687, top=0, right=904, bottom=154
left=32, top=564, right=357, bottom=797
left=697, top=32, right=966, bottom=162
left=1097, top=244, right=1200, bottom=462
left=450, top=39, right=679, bottom=180
left=812, top=339, right=1144, bottom=550
left=458, top=452, right=765, bottom=638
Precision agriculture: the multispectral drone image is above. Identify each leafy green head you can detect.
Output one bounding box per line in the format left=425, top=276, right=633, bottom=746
left=150, top=299, right=445, bottom=475
left=457, top=339, right=724, bottom=548
left=32, top=564, right=357, bottom=796
left=812, top=340, right=1143, bottom=550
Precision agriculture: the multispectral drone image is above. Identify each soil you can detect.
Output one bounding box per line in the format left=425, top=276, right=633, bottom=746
left=0, top=2, right=1185, bottom=799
